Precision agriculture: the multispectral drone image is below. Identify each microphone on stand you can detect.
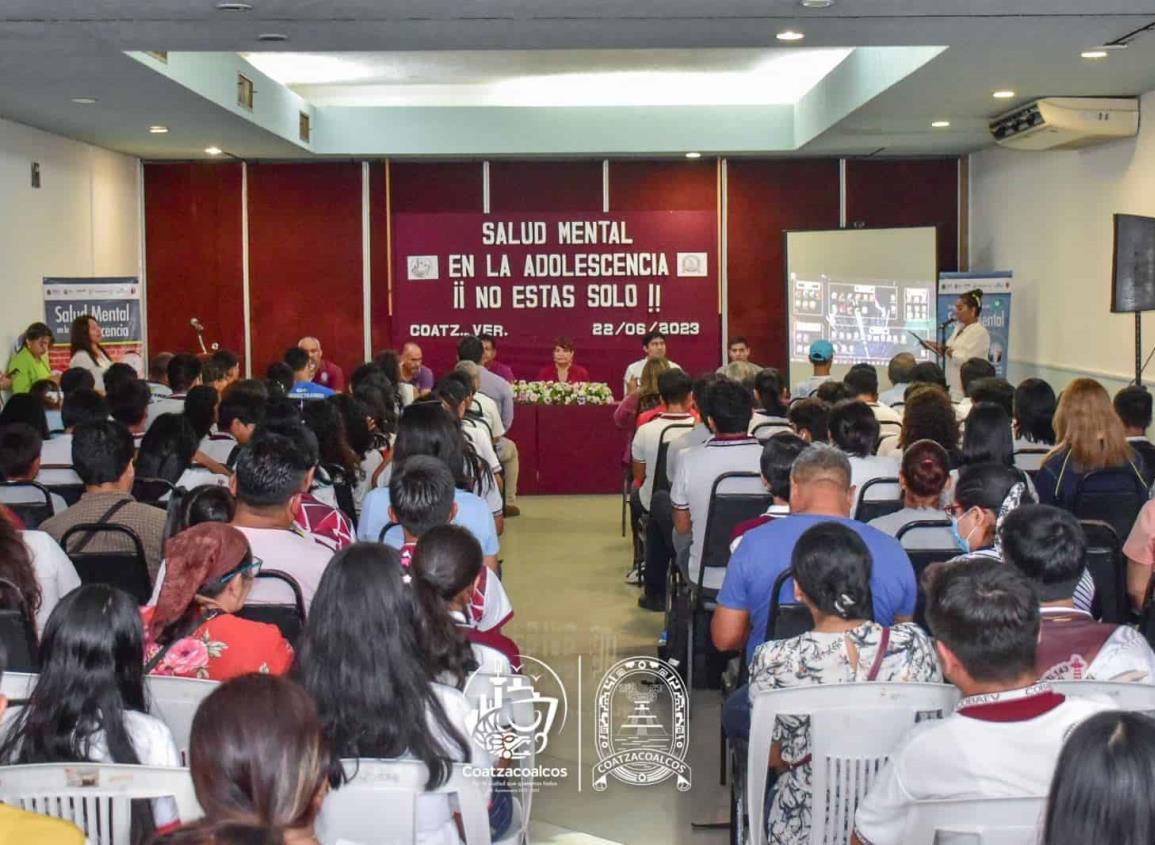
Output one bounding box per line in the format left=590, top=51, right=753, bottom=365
left=190, top=317, right=209, bottom=355
left=940, top=316, right=958, bottom=329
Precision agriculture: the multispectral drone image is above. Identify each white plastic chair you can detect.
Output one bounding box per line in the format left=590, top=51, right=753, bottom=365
left=1048, top=680, right=1155, bottom=711
left=0, top=673, right=218, bottom=762
left=315, top=759, right=496, bottom=845
left=747, top=682, right=960, bottom=845
left=0, top=763, right=201, bottom=845
left=901, top=795, right=1047, bottom=845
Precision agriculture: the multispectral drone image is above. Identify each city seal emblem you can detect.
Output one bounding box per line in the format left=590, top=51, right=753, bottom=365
left=592, top=657, right=691, bottom=791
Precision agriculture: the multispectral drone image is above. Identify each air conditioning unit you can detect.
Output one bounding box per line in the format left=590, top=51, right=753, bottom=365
left=989, top=97, right=1139, bottom=150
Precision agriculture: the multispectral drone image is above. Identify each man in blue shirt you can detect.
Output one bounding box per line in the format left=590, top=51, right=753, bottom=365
left=284, top=346, right=334, bottom=399
left=712, top=444, right=917, bottom=739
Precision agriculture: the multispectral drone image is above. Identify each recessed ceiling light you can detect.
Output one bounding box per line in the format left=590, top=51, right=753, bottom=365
left=801, top=0, right=835, bottom=7
left=931, top=120, right=951, bottom=128
left=205, top=146, right=223, bottom=156
left=216, top=2, right=253, bottom=10
left=257, top=33, right=288, bottom=42
left=148, top=125, right=169, bottom=134
left=776, top=30, right=805, bottom=41
left=1081, top=50, right=1108, bottom=59
left=685, top=152, right=702, bottom=159
left=71, top=97, right=97, bottom=104
left=993, top=90, right=1016, bottom=99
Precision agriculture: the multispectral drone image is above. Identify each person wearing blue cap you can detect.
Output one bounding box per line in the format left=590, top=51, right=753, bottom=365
left=793, top=339, right=835, bottom=399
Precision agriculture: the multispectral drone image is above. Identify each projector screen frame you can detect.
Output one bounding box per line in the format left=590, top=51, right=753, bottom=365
left=781, top=224, right=940, bottom=380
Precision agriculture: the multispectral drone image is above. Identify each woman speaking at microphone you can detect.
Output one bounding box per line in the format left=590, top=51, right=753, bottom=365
left=929, top=289, right=990, bottom=400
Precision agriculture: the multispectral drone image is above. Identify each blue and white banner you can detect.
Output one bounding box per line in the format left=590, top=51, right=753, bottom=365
left=43, top=277, right=144, bottom=374
left=938, top=272, right=1012, bottom=379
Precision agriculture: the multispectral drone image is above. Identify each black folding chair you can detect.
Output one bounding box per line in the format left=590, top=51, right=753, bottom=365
left=377, top=520, right=401, bottom=544
left=1072, top=468, right=1148, bottom=550
left=765, top=566, right=815, bottom=642
left=853, top=477, right=903, bottom=522
left=132, top=477, right=178, bottom=509
left=1080, top=520, right=1128, bottom=624
left=751, top=420, right=792, bottom=442
left=0, top=577, right=39, bottom=672
left=896, top=520, right=958, bottom=631
left=39, top=463, right=84, bottom=506
left=60, top=523, right=152, bottom=604
left=652, top=423, right=694, bottom=497
left=0, top=481, right=56, bottom=528
left=238, top=570, right=307, bottom=646
left=1012, top=447, right=1050, bottom=480
left=320, top=463, right=358, bottom=523
left=685, top=471, right=772, bottom=692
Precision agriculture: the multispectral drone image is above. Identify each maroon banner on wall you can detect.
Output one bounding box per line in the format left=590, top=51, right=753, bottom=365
left=392, top=211, right=720, bottom=389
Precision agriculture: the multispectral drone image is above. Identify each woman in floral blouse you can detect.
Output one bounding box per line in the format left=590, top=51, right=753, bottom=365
left=142, top=522, right=293, bottom=680
left=749, top=522, right=942, bottom=844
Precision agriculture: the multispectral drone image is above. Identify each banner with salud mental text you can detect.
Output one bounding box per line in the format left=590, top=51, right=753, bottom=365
left=392, top=212, right=720, bottom=387
left=43, top=277, right=145, bottom=375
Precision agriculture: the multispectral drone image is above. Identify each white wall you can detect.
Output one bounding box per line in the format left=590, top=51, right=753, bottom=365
left=970, top=89, right=1155, bottom=395
left=0, top=117, right=140, bottom=356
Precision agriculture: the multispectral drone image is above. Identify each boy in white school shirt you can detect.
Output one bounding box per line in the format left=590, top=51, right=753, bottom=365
left=852, top=559, right=1109, bottom=845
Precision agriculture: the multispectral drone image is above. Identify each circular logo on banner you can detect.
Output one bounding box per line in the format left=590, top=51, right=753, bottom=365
left=591, top=657, right=691, bottom=791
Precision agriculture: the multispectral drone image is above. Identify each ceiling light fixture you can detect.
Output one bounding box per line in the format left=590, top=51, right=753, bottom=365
left=215, top=2, right=253, bottom=10
left=148, top=125, right=169, bottom=134
left=71, top=97, right=97, bottom=104
left=801, top=0, right=835, bottom=7
left=1081, top=49, right=1108, bottom=59
left=993, top=90, right=1016, bottom=99
left=776, top=30, right=805, bottom=41
left=685, top=152, right=702, bottom=159
left=931, top=120, right=951, bottom=128
left=205, top=146, right=223, bottom=156
left=257, top=33, right=288, bottom=42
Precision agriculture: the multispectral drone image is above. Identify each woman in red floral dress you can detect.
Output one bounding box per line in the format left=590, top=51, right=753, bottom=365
left=142, top=522, right=293, bottom=680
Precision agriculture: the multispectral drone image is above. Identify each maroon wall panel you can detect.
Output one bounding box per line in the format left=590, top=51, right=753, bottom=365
left=368, top=162, right=393, bottom=355
left=726, top=159, right=841, bottom=371
left=489, top=161, right=603, bottom=212
left=247, top=163, right=364, bottom=376
left=845, top=159, right=960, bottom=273
left=610, top=160, right=717, bottom=212
left=143, top=162, right=244, bottom=363
left=391, top=161, right=483, bottom=214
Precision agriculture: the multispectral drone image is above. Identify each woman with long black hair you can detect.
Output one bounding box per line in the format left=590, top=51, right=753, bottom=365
left=0, top=584, right=182, bottom=832
left=67, top=314, right=113, bottom=392
left=294, top=543, right=511, bottom=844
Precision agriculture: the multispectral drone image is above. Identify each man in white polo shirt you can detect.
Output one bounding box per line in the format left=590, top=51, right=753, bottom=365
left=623, top=330, right=680, bottom=398
left=852, top=559, right=1109, bottom=845
left=671, top=379, right=763, bottom=593
left=229, top=432, right=334, bottom=611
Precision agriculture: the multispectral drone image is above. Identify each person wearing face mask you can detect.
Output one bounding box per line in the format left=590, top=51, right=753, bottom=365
left=947, top=462, right=1096, bottom=614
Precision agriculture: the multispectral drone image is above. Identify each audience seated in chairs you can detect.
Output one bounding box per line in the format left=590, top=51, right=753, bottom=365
left=1043, top=711, right=1155, bottom=845
left=844, top=363, right=903, bottom=426
left=137, top=413, right=216, bottom=496
left=869, top=439, right=954, bottom=548
left=0, top=584, right=183, bottom=834
left=199, top=382, right=267, bottom=467
left=967, top=376, right=1016, bottom=420
left=0, top=393, right=51, bottom=440
left=434, top=374, right=504, bottom=505
left=0, top=496, right=79, bottom=634
left=37, top=388, right=108, bottom=489
left=786, top=397, right=830, bottom=444
left=40, top=419, right=167, bottom=580
left=1001, top=504, right=1155, bottom=682
left=665, top=373, right=724, bottom=489
left=108, top=377, right=152, bottom=443
left=412, top=523, right=522, bottom=674
left=955, top=357, right=996, bottom=420
left=142, top=522, right=293, bottom=680
left=881, top=383, right=961, bottom=463
left=30, top=378, right=65, bottom=434
left=453, top=359, right=521, bottom=518
left=295, top=543, right=513, bottom=843
left=946, top=402, right=1038, bottom=506
left=1013, top=377, right=1058, bottom=474
left=152, top=674, right=328, bottom=845
left=148, top=353, right=204, bottom=425
left=712, top=444, right=916, bottom=669
left=1123, top=495, right=1155, bottom=613
left=671, top=379, right=763, bottom=596
left=879, top=352, right=916, bottom=408
left=729, top=433, right=808, bottom=553
left=0, top=422, right=67, bottom=517
left=814, top=380, right=852, bottom=405
left=330, top=391, right=391, bottom=511
left=1115, top=385, right=1155, bottom=479
left=284, top=346, right=334, bottom=400
left=1037, top=377, right=1152, bottom=509
left=748, top=367, right=791, bottom=436
left=183, top=385, right=220, bottom=443
left=366, top=456, right=511, bottom=634
left=851, top=559, right=1111, bottom=845
left=829, top=399, right=899, bottom=514
left=730, top=522, right=941, bottom=840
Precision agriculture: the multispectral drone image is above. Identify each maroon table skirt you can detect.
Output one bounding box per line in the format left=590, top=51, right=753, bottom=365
left=508, top=403, right=625, bottom=494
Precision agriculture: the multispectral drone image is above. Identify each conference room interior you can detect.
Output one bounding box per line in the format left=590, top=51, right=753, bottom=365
left=7, top=2, right=1155, bottom=845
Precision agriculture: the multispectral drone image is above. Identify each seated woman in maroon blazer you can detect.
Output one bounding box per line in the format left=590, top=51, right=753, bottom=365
left=536, top=336, right=591, bottom=383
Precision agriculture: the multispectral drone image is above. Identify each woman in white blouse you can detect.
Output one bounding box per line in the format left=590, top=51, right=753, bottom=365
left=928, top=290, right=991, bottom=400
left=67, top=314, right=113, bottom=392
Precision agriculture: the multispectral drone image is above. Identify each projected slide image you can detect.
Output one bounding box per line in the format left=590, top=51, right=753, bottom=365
left=792, top=279, right=824, bottom=316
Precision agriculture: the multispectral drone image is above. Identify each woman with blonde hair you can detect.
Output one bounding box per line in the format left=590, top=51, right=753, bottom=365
left=1037, top=378, right=1149, bottom=510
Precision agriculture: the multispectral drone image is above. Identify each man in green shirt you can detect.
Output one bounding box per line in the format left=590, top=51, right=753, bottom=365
left=5, top=322, right=55, bottom=394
